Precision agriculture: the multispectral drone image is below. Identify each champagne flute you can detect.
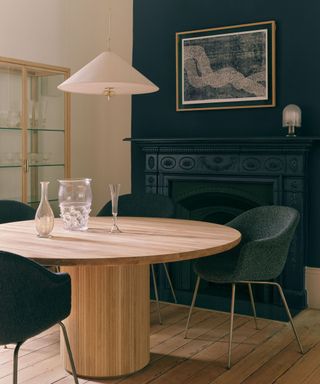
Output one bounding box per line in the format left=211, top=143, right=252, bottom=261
left=109, top=184, right=121, bottom=233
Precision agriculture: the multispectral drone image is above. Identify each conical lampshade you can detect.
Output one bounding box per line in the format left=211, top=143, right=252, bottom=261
left=58, top=51, right=159, bottom=95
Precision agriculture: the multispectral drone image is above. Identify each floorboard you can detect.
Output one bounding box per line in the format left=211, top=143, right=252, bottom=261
left=0, top=303, right=319, bottom=384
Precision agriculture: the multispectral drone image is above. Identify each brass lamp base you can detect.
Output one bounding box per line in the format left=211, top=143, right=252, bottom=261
left=286, top=125, right=297, bottom=137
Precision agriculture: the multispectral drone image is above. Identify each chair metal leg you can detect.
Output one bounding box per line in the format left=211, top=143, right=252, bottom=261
left=240, top=280, right=304, bottom=355
left=13, top=342, right=23, bottom=384
left=163, top=263, right=177, bottom=304
left=184, top=276, right=200, bottom=339
left=228, top=283, right=236, bottom=369
left=59, top=321, right=79, bottom=384
left=247, top=283, right=258, bottom=329
left=151, top=264, right=162, bottom=325
left=275, top=283, right=304, bottom=354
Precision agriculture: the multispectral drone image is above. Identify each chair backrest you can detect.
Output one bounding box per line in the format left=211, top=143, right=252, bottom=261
left=227, top=205, right=300, bottom=281
left=0, top=251, right=71, bottom=345
left=97, top=193, right=175, bottom=218
left=227, top=205, right=299, bottom=243
left=0, top=200, right=35, bottom=224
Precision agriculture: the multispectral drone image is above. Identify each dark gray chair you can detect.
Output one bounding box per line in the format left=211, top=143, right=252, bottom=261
left=0, top=251, right=78, bottom=384
left=0, top=200, right=57, bottom=276
left=0, top=200, right=35, bottom=224
left=98, top=193, right=177, bottom=324
left=0, top=200, right=40, bottom=351
left=184, top=205, right=303, bottom=369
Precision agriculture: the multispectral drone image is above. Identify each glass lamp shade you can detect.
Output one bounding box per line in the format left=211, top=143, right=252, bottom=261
left=282, top=104, right=302, bottom=127
left=57, top=51, right=159, bottom=96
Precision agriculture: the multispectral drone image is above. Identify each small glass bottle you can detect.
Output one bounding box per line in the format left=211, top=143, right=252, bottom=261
left=35, top=181, right=54, bottom=238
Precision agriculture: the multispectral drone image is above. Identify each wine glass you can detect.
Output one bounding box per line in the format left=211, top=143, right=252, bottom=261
left=109, top=184, right=121, bottom=233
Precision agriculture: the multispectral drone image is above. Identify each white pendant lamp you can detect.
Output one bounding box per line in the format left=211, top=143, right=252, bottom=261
left=58, top=50, right=159, bottom=97
left=58, top=3, right=158, bottom=98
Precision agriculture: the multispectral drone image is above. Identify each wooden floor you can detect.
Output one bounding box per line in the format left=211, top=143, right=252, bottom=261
left=1, top=302, right=320, bottom=384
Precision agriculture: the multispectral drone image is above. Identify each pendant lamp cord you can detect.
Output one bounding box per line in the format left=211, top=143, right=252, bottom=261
left=105, top=5, right=113, bottom=99
left=106, top=8, right=111, bottom=51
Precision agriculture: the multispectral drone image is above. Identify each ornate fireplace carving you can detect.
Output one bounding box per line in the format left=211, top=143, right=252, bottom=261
left=127, top=137, right=317, bottom=318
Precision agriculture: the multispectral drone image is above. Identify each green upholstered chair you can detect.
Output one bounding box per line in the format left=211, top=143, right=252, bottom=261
left=98, top=193, right=177, bottom=324
left=0, top=200, right=35, bottom=224
left=0, top=251, right=78, bottom=384
left=184, top=205, right=303, bottom=369
left=0, top=199, right=57, bottom=268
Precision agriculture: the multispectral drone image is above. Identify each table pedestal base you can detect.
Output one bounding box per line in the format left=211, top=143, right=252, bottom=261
left=61, top=264, right=150, bottom=378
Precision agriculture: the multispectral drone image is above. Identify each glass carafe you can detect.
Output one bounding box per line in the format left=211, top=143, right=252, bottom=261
left=58, top=178, right=92, bottom=231
left=35, top=181, right=54, bottom=238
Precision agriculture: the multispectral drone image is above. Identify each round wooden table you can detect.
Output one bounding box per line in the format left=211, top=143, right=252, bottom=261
left=0, top=217, right=241, bottom=378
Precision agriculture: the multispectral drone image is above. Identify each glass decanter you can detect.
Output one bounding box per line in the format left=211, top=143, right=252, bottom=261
left=35, top=181, right=54, bottom=238
left=58, top=178, right=92, bottom=231
left=109, top=183, right=121, bottom=233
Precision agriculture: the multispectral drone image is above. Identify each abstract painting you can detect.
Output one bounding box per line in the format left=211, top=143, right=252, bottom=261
left=176, top=21, right=275, bottom=111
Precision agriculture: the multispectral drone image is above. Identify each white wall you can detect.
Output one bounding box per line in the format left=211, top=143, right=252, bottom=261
left=0, top=0, right=133, bottom=213
left=305, top=267, right=320, bottom=309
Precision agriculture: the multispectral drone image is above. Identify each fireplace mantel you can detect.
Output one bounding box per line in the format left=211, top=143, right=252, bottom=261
left=127, top=136, right=319, bottom=318
left=125, top=136, right=316, bottom=147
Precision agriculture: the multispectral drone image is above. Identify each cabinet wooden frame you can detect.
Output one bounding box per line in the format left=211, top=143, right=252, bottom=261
left=0, top=56, right=70, bottom=205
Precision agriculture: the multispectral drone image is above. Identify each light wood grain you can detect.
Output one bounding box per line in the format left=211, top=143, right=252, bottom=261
left=61, top=264, right=149, bottom=378
left=0, top=217, right=240, bottom=378
left=1, top=306, right=319, bottom=384
left=0, top=217, right=241, bottom=266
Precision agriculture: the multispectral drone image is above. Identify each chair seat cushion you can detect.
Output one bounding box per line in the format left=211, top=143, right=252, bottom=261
left=193, top=248, right=240, bottom=283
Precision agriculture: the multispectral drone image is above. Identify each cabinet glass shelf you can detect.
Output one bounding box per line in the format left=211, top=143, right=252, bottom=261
left=29, top=163, right=64, bottom=167
left=0, top=57, right=70, bottom=206
left=0, top=164, right=21, bottom=168
left=28, top=128, right=64, bottom=132
left=0, top=127, right=22, bottom=131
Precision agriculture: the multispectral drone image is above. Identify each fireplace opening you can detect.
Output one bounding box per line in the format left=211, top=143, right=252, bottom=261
left=171, top=180, right=274, bottom=223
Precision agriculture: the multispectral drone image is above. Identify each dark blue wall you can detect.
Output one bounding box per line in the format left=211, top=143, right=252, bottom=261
left=132, top=0, right=320, bottom=266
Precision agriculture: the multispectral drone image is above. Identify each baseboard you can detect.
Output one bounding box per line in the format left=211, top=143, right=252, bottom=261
left=305, top=267, right=320, bottom=309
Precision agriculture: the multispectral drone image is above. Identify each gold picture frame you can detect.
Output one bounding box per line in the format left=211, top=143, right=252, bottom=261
left=176, top=21, right=276, bottom=111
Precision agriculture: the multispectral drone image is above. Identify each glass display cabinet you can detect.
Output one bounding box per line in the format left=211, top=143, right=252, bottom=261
left=0, top=57, right=70, bottom=214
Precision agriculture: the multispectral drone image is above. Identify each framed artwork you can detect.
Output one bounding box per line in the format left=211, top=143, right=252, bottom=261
left=176, top=21, right=276, bottom=111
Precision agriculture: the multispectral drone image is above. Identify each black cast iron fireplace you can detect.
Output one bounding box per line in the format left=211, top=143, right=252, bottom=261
left=127, top=137, right=317, bottom=320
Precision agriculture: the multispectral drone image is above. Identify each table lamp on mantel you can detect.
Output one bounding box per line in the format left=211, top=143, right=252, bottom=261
left=282, top=104, right=301, bottom=137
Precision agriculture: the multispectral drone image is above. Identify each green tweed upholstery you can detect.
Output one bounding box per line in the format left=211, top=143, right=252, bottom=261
left=0, top=200, right=35, bottom=224
left=194, top=206, right=300, bottom=283
left=0, top=251, right=71, bottom=345
left=98, top=193, right=175, bottom=218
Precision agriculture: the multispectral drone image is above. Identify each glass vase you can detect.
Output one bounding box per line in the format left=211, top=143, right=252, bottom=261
left=58, top=178, right=92, bottom=231
left=35, top=181, right=54, bottom=238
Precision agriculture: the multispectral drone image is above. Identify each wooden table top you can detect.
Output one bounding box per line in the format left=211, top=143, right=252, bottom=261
left=0, top=217, right=241, bottom=266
